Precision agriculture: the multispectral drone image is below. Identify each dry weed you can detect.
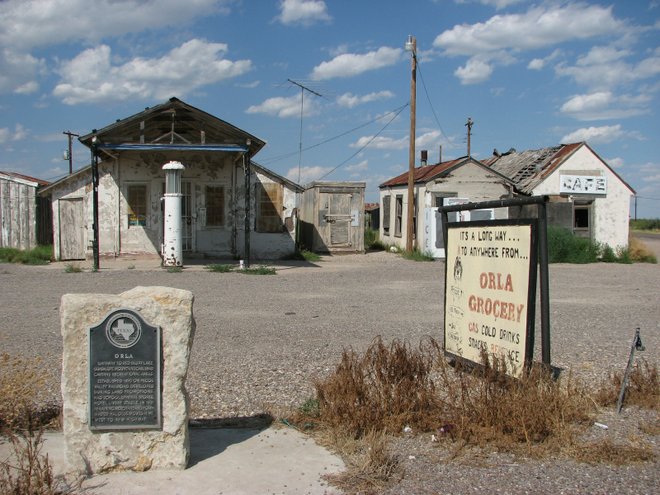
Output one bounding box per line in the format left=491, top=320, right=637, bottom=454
left=568, top=438, right=655, bottom=465
left=0, top=353, right=59, bottom=430
left=314, top=337, right=442, bottom=437
left=322, top=429, right=401, bottom=494
left=593, top=360, right=659, bottom=410
left=0, top=429, right=59, bottom=495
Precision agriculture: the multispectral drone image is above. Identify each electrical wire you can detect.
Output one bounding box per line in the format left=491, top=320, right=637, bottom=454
left=258, top=103, right=409, bottom=166
left=316, top=103, right=408, bottom=181
left=416, top=57, right=448, bottom=141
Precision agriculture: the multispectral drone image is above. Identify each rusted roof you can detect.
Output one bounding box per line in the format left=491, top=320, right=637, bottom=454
left=486, top=142, right=634, bottom=195
left=364, top=202, right=380, bottom=211
left=379, top=156, right=512, bottom=188
left=0, top=171, right=50, bottom=187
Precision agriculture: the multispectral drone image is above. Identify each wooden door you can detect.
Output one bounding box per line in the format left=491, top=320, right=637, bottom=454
left=321, top=193, right=353, bottom=248
left=59, top=198, right=86, bottom=260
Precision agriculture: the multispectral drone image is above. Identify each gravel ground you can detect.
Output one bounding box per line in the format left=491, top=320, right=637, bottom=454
left=1, top=237, right=658, bottom=494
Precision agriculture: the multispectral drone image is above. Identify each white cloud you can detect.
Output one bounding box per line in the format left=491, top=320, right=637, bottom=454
left=276, top=0, right=331, bottom=26
left=434, top=4, right=625, bottom=83
left=0, top=0, right=226, bottom=51
left=345, top=160, right=368, bottom=173
left=455, top=58, right=493, bottom=85
left=0, top=124, right=29, bottom=144
left=0, top=49, right=44, bottom=94
left=285, top=165, right=333, bottom=183
left=435, top=4, right=623, bottom=56
left=336, top=90, right=394, bottom=108
left=555, top=46, right=660, bottom=91
left=607, top=157, right=625, bottom=169
left=416, top=131, right=445, bottom=149
left=311, top=47, right=402, bottom=80
left=350, top=135, right=408, bottom=150
left=246, top=94, right=320, bottom=118
left=560, top=124, right=644, bottom=145
left=454, top=0, right=525, bottom=9
left=560, top=91, right=652, bottom=120
left=53, top=40, right=251, bottom=104
left=527, top=49, right=562, bottom=70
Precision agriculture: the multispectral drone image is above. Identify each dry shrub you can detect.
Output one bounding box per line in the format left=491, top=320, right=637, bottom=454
left=628, top=236, right=657, bottom=263
left=314, top=337, right=442, bottom=437
left=568, top=438, right=655, bottom=465
left=0, top=354, right=59, bottom=430
left=593, top=360, right=659, bottom=410
left=434, top=355, right=595, bottom=452
left=322, top=429, right=401, bottom=494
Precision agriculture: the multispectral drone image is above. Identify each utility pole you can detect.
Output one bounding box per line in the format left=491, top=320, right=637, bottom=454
left=287, top=79, right=322, bottom=184
left=63, top=130, right=79, bottom=174
left=405, top=35, right=417, bottom=253
left=465, top=117, right=473, bottom=157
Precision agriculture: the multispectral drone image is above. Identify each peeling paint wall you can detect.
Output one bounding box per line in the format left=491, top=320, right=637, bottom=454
left=380, top=163, right=511, bottom=251
left=46, top=152, right=300, bottom=261
left=532, top=146, right=633, bottom=249
left=0, top=175, right=38, bottom=250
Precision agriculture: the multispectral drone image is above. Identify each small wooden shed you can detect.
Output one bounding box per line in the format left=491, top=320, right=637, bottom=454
left=299, top=181, right=365, bottom=253
left=0, top=171, right=51, bottom=250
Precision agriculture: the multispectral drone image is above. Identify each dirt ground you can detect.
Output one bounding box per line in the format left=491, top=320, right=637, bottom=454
left=1, top=234, right=658, bottom=493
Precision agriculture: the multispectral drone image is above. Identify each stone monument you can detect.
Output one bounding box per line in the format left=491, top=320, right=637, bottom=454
left=60, top=286, right=195, bottom=474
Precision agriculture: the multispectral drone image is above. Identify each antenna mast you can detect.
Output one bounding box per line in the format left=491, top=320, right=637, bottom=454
left=288, top=79, right=323, bottom=184
left=465, top=117, right=473, bottom=157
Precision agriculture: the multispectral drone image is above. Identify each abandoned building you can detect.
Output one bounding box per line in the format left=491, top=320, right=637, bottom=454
left=379, top=142, right=635, bottom=257
left=39, top=98, right=303, bottom=263
left=485, top=142, right=635, bottom=250
left=379, top=154, right=514, bottom=257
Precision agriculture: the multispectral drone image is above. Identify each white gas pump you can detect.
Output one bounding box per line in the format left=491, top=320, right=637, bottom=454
left=162, top=161, right=185, bottom=266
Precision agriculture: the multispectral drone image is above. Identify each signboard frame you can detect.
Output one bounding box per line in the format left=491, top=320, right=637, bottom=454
left=443, top=219, right=538, bottom=377
left=88, top=309, right=162, bottom=431
left=439, top=195, right=552, bottom=377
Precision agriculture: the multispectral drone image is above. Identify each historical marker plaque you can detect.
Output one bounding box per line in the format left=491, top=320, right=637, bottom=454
left=89, top=309, right=162, bottom=430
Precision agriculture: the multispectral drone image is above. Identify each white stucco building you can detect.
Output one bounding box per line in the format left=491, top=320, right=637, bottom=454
left=40, top=98, right=303, bottom=262
left=487, top=142, right=635, bottom=250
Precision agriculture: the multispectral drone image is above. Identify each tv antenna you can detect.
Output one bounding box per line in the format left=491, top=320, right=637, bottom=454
left=288, top=79, right=323, bottom=184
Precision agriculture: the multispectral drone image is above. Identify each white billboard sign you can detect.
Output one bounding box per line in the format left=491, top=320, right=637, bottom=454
left=559, top=175, right=607, bottom=195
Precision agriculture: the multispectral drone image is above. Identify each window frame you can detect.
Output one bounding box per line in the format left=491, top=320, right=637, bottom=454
left=394, top=194, right=403, bottom=237
left=126, top=183, right=148, bottom=228
left=382, top=195, right=391, bottom=236
left=256, top=182, right=284, bottom=233
left=205, top=184, right=226, bottom=228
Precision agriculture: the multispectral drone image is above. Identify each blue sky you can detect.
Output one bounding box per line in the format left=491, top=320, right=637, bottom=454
left=1, top=0, right=659, bottom=217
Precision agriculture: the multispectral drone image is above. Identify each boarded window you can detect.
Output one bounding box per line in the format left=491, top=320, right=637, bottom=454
left=394, top=195, right=403, bottom=237
left=257, top=182, right=283, bottom=233
left=127, top=184, right=147, bottom=227
left=382, top=196, right=391, bottom=235
left=206, top=186, right=225, bottom=226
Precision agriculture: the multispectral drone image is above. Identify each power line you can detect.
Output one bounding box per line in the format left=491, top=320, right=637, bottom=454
left=317, top=103, right=408, bottom=181
left=416, top=58, right=448, bottom=142
left=288, top=79, right=323, bottom=184
left=258, top=103, right=409, bottom=166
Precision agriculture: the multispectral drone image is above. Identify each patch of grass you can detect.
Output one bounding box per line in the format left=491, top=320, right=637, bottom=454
left=206, top=263, right=235, bottom=273
left=63, top=263, right=82, bottom=273
left=364, top=229, right=387, bottom=251
left=547, top=226, right=600, bottom=263
left=401, top=247, right=435, bottom=261
left=630, top=219, right=660, bottom=231
left=568, top=439, right=655, bottom=465
left=239, top=266, right=276, bottom=275
left=284, top=250, right=322, bottom=262
left=166, top=266, right=183, bottom=273
left=593, top=360, right=659, bottom=410
left=0, top=245, right=52, bottom=265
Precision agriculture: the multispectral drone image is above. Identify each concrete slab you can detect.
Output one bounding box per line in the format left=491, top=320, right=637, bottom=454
left=0, top=426, right=344, bottom=495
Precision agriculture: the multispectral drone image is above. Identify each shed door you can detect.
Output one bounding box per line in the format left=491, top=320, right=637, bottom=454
left=59, top=198, right=86, bottom=260
left=321, top=193, right=353, bottom=248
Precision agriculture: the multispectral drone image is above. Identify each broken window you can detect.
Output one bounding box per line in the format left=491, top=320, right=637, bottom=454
left=382, top=195, right=391, bottom=235
left=394, top=195, right=403, bottom=237
left=206, top=185, right=225, bottom=226
left=573, top=202, right=592, bottom=237
left=127, top=184, right=147, bottom=227
left=257, top=182, right=283, bottom=232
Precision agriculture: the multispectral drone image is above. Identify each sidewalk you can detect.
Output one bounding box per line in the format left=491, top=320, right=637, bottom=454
left=1, top=425, right=344, bottom=494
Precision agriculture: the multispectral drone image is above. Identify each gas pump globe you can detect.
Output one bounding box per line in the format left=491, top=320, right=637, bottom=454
left=162, top=161, right=185, bottom=266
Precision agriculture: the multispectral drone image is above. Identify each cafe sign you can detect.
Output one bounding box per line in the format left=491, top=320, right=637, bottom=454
left=559, top=174, right=607, bottom=195
left=444, top=220, right=538, bottom=378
